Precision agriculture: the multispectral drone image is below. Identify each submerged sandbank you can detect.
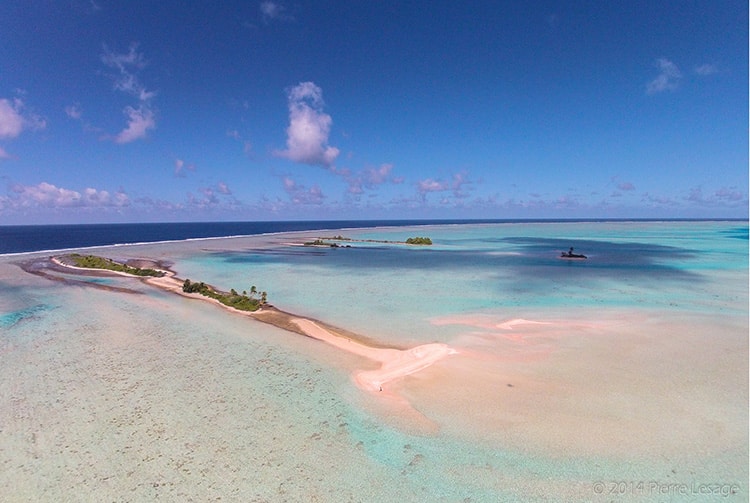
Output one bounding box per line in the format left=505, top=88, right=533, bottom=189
left=47, top=255, right=456, bottom=397
left=18, top=232, right=749, bottom=464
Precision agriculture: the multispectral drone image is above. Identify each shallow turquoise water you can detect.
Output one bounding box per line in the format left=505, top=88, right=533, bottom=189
left=1, top=221, right=747, bottom=501
left=174, top=221, right=747, bottom=343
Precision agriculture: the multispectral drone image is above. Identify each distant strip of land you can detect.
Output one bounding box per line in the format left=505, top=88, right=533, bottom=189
left=303, top=235, right=432, bottom=247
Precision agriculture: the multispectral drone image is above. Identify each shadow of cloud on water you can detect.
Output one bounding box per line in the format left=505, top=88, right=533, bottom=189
left=499, top=237, right=700, bottom=277
left=210, top=236, right=703, bottom=286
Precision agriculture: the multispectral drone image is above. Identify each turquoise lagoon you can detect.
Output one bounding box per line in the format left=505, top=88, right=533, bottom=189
left=0, top=221, right=747, bottom=502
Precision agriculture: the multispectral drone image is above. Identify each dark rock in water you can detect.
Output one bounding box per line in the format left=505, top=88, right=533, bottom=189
left=560, top=247, right=587, bottom=259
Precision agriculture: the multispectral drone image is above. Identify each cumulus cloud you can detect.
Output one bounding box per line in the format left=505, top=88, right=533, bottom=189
left=366, top=163, right=394, bottom=185
left=713, top=187, right=744, bottom=202
left=417, top=172, right=471, bottom=200
left=687, top=186, right=746, bottom=206
left=418, top=178, right=447, bottom=193
left=646, top=58, right=682, bottom=94
left=276, top=82, right=339, bottom=168
left=114, top=106, right=155, bottom=144
left=191, top=188, right=219, bottom=206
left=0, top=97, right=46, bottom=139
left=0, top=99, right=25, bottom=139
left=186, top=182, right=235, bottom=209
left=282, top=176, right=325, bottom=204
left=344, top=163, right=400, bottom=195
left=8, top=182, right=129, bottom=208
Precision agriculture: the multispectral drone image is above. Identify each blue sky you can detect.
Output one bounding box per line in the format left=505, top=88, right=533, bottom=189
left=0, top=1, right=746, bottom=224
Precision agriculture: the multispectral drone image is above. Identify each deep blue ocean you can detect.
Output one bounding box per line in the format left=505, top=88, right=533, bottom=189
left=0, top=220, right=487, bottom=254
left=0, top=219, right=744, bottom=255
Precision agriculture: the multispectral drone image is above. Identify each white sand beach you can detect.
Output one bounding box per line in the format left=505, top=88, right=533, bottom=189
left=292, top=318, right=456, bottom=392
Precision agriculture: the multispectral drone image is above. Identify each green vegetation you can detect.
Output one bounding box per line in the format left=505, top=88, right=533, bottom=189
left=182, top=279, right=266, bottom=312
left=68, top=254, right=165, bottom=277
left=405, top=237, right=433, bottom=245
left=304, top=238, right=349, bottom=247
left=304, top=235, right=432, bottom=246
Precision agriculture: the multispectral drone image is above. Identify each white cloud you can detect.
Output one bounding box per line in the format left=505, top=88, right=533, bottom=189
left=276, top=82, right=340, bottom=168
left=418, top=178, right=447, bottom=193
left=217, top=182, right=232, bottom=195
left=366, top=163, right=394, bottom=185
left=186, top=182, right=235, bottom=209
left=260, top=1, right=293, bottom=23
left=641, top=193, right=679, bottom=207
left=101, top=44, right=156, bottom=143
left=101, top=43, right=153, bottom=100
left=687, top=186, right=746, bottom=206
left=65, top=104, right=83, bottom=120
left=101, top=44, right=145, bottom=69
left=282, top=176, right=325, bottom=204
left=0, top=98, right=46, bottom=139
left=713, top=187, right=744, bottom=202
left=8, top=182, right=129, bottom=208
left=417, top=172, right=471, bottom=200
left=694, top=63, right=718, bottom=76
left=82, top=187, right=128, bottom=206
left=174, top=158, right=196, bottom=177
left=343, top=163, right=398, bottom=195
left=0, top=99, right=24, bottom=139
left=646, top=58, right=682, bottom=95
left=195, top=188, right=219, bottom=206
left=114, top=106, right=155, bottom=144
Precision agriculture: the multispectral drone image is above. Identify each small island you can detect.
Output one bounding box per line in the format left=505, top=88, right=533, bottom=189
left=182, top=279, right=267, bottom=312
left=58, top=254, right=268, bottom=312
left=67, top=254, right=166, bottom=277
left=304, top=236, right=433, bottom=247
left=405, top=237, right=432, bottom=245
left=303, top=239, right=352, bottom=248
